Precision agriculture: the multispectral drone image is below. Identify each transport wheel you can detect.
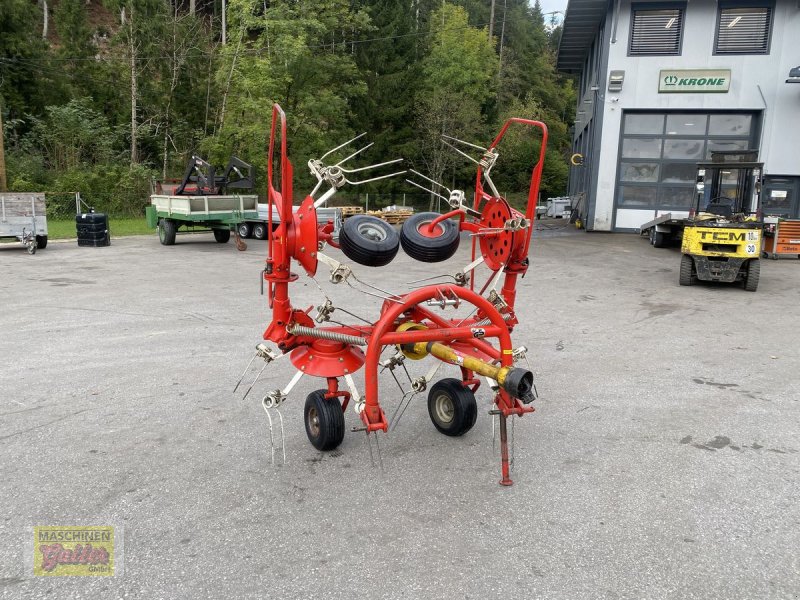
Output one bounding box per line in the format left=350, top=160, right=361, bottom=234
left=339, top=215, right=399, bottom=267
left=213, top=228, right=231, bottom=243
left=653, top=231, right=668, bottom=248
left=427, top=378, right=478, bottom=437
left=35, top=235, right=47, bottom=249
left=304, top=390, right=345, bottom=451
left=400, top=212, right=460, bottom=262
left=679, top=254, right=695, bottom=286
left=238, top=223, right=252, bottom=238
left=253, top=223, right=268, bottom=240
left=27, top=242, right=36, bottom=255
left=648, top=228, right=655, bottom=245
left=744, top=259, right=760, bottom=292
left=158, top=219, right=177, bottom=245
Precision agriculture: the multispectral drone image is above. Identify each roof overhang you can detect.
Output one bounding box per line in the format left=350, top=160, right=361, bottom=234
left=557, top=0, right=610, bottom=73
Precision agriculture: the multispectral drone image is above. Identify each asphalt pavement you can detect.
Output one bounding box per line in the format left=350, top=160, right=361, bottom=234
left=0, top=222, right=798, bottom=599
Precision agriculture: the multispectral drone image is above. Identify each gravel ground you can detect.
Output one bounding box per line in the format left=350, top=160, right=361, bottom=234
left=0, top=222, right=798, bottom=599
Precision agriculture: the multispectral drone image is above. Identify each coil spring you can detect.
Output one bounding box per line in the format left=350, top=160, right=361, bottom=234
left=287, top=324, right=368, bottom=346
left=473, top=312, right=514, bottom=327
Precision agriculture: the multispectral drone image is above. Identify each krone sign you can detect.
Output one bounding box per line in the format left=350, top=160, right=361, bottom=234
left=659, top=69, right=731, bottom=93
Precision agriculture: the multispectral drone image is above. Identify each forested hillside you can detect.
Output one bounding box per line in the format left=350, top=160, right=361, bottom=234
left=0, top=0, right=574, bottom=215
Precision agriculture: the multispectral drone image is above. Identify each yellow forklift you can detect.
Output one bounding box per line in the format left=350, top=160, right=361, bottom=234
left=680, top=150, right=763, bottom=291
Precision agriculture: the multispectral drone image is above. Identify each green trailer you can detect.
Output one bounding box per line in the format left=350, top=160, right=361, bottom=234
left=146, top=193, right=260, bottom=245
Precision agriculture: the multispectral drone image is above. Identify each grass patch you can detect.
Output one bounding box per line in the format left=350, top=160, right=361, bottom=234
left=47, top=218, right=153, bottom=240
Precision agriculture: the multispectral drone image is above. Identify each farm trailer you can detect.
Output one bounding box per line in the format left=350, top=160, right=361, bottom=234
left=0, top=193, right=48, bottom=254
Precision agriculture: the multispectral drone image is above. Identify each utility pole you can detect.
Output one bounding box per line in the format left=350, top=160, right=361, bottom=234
left=489, top=0, right=496, bottom=39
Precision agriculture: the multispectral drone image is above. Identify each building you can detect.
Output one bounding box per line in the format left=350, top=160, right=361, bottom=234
left=557, top=0, right=800, bottom=231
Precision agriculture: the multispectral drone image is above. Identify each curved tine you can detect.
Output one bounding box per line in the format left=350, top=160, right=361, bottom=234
left=442, top=138, right=482, bottom=166
left=441, top=134, right=487, bottom=152
left=405, top=179, right=450, bottom=202
left=340, top=157, right=404, bottom=174
left=408, top=169, right=451, bottom=192
left=344, top=169, right=406, bottom=187
left=319, top=132, right=367, bottom=161
left=277, top=409, right=286, bottom=464
left=263, top=405, right=275, bottom=465
left=334, top=142, right=374, bottom=167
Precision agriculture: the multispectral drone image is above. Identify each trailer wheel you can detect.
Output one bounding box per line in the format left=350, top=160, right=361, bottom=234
left=304, top=390, right=345, bottom=451
left=213, top=228, right=231, bottom=243
left=427, top=378, right=478, bottom=437
left=253, top=223, right=268, bottom=240
left=339, top=215, right=399, bottom=267
left=158, top=219, right=177, bottom=245
left=238, top=223, right=252, bottom=239
left=653, top=231, right=668, bottom=248
left=744, top=259, right=760, bottom=292
left=679, top=254, right=696, bottom=286
left=35, top=235, right=47, bottom=249
left=648, top=228, right=656, bottom=245
left=400, top=212, right=460, bottom=262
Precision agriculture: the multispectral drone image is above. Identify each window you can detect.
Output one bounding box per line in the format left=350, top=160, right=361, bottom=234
left=715, top=3, right=772, bottom=54
left=614, top=111, right=757, bottom=216
left=629, top=4, right=685, bottom=56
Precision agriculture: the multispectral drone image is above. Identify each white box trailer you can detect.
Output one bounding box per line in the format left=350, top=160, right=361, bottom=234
left=0, top=193, right=48, bottom=254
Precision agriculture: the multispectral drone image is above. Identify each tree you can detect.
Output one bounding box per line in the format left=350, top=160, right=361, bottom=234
left=414, top=3, right=496, bottom=208
left=205, top=0, right=371, bottom=192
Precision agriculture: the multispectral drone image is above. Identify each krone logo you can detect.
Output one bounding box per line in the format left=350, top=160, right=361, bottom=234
left=664, top=75, right=678, bottom=85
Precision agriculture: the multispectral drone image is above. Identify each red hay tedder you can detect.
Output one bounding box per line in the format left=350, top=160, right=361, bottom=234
left=235, top=104, right=548, bottom=486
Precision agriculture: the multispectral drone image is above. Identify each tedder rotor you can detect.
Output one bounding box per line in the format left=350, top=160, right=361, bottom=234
left=235, top=104, right=548, bottom=486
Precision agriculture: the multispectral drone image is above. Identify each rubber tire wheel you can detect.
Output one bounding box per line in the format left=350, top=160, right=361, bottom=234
left=35, top=235, right=48, bottom=249
left=213, top=228, right=231, bottom=243
left=679, top=254, right=696, bottom=286
left=648, top=228, right=656, bottom=245
left=744, top=259, right=760, bottom=292
left=238, top=223, right=252, bottom=239
left=339, top=215, right=399, bottom=267
left=427, top=378, right=478, bottom=437
left=158, top=219, right=177, bottom=245
left=253, top=223, right=268, bottom=240
left=653, top=231, right=668, bottom=248
left=304, top=390, right=345, bottom=451
left=400, top=212, right=460, bottom=263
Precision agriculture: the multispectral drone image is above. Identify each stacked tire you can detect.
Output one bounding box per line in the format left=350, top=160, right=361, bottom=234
left=76, top=212, right=110, bottom=247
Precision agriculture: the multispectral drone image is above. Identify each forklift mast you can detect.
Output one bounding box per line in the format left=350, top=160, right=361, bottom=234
left=694, top=150, right=763, bottom=219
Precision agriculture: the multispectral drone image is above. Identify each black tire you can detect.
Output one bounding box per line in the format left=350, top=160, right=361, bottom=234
left=400, top=212, right=460, bottom=263
left=213, top=228, right=231, bottom=243
left=237, top=223, right=252, bottom=238
left=648, top=228, right=655, bottom=245
left=158, top=219, right=177, bottom=245
left=679, top=254, right=695, bottom=286
left=744, top=259, right=760, bottom=292
left=427, top=378, right=478, bottom=437
left=653, top=231, right=668, bottom=248
left=339, top=215, right=399, bottom=267
left=304, top=390, right=345, bottom=451
left=253, top=223, right=268, bottom=240
left=35, top=235, right=47, bottom=249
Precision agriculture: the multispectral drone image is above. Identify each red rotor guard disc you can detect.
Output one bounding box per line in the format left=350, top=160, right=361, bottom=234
left=479, top=198, right=515, bottom=271
left=292, top=196, right=319, bottom=277
left=290, top=340, right=366, bottom=377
